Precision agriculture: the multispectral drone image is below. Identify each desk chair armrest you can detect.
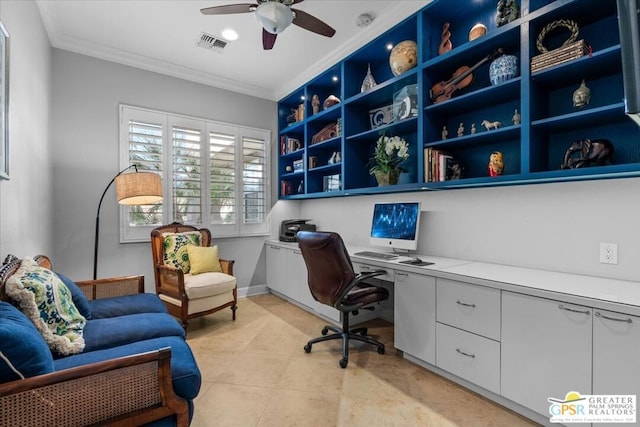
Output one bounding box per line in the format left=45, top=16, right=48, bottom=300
left=337, top=269, right=387, bottom=303
left=75, top=275, right=144, bottom=300
left=0, top=348, right=189, bottom=427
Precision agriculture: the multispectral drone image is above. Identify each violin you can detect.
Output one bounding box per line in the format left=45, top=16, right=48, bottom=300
left=430, top=48, right=504, bottom=104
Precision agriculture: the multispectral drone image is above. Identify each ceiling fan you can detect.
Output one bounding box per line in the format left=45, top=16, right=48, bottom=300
left=201, top=0, right=336, bottom=50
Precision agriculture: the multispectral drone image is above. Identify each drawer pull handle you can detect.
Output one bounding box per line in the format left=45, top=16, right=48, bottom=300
left=558, top=304, right=590, bottom=315
left=456, top=300, right=476, bottom=308
left=595, top=312, right=632, bottom=323
left=293, top=250, right=301, bottom=255
left=395, top=272, right=408, bottom=278
left=456, top=348, right=475, bottom=358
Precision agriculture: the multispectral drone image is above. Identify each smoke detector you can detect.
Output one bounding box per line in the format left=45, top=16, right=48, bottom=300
left=356, top=13, right=374, bottom=28
left=197, top=32, right=229, bottom=53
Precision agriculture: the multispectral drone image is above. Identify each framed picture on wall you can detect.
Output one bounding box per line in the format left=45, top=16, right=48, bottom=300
left=0, top=20, right=9, bottom=180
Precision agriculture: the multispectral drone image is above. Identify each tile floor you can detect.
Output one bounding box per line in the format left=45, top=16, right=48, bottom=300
left=187, top=294, right=538, bottom=427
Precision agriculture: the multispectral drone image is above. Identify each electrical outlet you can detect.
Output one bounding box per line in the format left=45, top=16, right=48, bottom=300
left=599, top=243, right=618, bottom=265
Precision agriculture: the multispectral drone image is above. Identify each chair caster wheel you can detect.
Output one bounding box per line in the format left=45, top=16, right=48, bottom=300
left=304, top=344, right=312, bottom=353
left=321, top=327, right=329, bottom=335
left=339, top=358, right=348, bottom=368
left=378, top=346, right=385, bottom=355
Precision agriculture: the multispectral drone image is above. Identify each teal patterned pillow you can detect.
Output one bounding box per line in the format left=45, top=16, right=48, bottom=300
left=6, top=258, right=86, bottom=356
left=162, top=231, right=202, bottom=273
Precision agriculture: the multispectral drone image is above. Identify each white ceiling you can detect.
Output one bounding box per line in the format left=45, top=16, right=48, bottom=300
left=36, top=0, right=430, bottom=101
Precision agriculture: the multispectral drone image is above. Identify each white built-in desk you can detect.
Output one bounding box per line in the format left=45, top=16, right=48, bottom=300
left=265, top=240, right=640, bottom=426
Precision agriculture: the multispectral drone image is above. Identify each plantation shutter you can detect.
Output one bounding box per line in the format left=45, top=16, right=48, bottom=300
left=209, top=131, right=236, bottom=225
left=172, top=125, right=202, bottom=224
left=242, top=135, right=266, bottom=224
left=126, top=119, right=163, bottom=226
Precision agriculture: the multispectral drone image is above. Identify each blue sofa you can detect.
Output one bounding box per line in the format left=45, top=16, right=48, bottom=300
left=0, top=255, right=201, bottom=426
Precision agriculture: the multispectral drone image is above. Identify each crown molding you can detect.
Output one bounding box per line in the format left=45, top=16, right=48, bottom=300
left=36, top=0, right=430, bottom=102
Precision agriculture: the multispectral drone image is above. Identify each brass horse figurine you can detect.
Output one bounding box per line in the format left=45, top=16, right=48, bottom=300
left=561, top=139, right=614, bottom=169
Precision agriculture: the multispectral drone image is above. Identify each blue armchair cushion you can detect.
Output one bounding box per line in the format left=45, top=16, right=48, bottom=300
left=0, top=301, right=54, bottom=383
left=88, top=293, right=167, bottom=319
left=53, top=336, right=201, bottom=400
left=55, top=271, right=93, bottom=320
left=82, top=312, right=185, bottom=353
left=5, top=258, right=86, bottom=356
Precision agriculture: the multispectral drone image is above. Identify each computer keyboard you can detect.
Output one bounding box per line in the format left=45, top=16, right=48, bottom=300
left=353, top=251, right=399, bottom=260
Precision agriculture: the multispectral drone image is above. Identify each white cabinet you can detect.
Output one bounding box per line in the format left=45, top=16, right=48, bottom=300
left=266, top=244, right=291, bottom=297
left=501, top=292, right=592, bottom=416
left=436, top=323, right=501, bottom=394
left=436, top=279, right=501, bottom=340
left=593, top=309, right=640, bottom=426
left=394, top=271, right=436, bottom=365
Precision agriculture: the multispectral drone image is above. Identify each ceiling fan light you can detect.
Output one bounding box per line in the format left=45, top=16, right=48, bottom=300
left=255, top=2, right=293, bottom=34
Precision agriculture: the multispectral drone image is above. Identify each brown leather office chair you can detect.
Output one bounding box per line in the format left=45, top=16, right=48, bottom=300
left=297, top=231, right=390, bottom=368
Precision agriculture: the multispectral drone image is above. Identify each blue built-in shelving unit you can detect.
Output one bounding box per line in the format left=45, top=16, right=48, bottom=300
left=277, top=0, right=640, bottom=199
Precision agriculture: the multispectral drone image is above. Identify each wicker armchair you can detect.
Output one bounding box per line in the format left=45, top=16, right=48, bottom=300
left=150, top=222, right=237, bottom=329
left=0, top=255, right=189, bottom=427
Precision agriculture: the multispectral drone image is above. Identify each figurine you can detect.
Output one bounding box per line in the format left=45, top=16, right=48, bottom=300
left=361, top=63, right=377, bottom=92
left=481, top=119, right=502, bottom=130
left=512, top=109, right=521, bottom=125
left=311, top=95, right=320, bottom=114
left=572, top=79, right=591, bottom=108
left=442, top=125, right=448, bottom=140
left=488, top=151, right=504, bottom=176
left=286, top=108, right=297, bottom=124
left=457, top=122, right=464, bottom=137
left=334, top=152, right=341, bottom=163
left=471, top=123, right=477, bottom=134
left=561, top=139, right=614, bottom=169
left=438, top=22, right=452, bottom=55
left=323, top=94, right=340, bottom=110
left=497, top=0, right=519, bottom=27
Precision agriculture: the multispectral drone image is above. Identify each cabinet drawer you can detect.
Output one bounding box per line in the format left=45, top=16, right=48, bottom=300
left=436, top=323, right=500, bottom=395
left=353, top=262, right=394, bottom=282
left=436, top=279, right=501, bottom=340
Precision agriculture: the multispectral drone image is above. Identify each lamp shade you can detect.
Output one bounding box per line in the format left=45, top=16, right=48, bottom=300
left=114, top=171, right=163, bottom=205
left=255, top=2, right=293, bottom=34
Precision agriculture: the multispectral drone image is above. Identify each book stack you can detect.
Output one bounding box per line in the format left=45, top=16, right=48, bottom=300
left=424, top=148, right=463, bottom=182
left=531, top=39, right=590, bottom=73
left=280, top=136, right=301, bottom=155
left=280, top=180, right=293, bottom=196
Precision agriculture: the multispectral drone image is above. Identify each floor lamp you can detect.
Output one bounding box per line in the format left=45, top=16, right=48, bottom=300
left=93, top=165, right=163, bottom=279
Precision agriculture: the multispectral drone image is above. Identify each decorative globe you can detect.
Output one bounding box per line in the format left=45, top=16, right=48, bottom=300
left=389, top=40, right=417, bottom=76
left=489, top=54, right=519, bottom=85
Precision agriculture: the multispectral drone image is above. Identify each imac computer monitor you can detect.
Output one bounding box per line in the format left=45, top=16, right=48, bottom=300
left=369, top=201, right=421, bottom=252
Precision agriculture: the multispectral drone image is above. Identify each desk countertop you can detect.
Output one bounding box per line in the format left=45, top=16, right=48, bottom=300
left=266, top=239, right=640, bottom=315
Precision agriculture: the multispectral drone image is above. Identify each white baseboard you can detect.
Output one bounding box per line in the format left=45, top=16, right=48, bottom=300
left=237, top=284, right=269, bottom=298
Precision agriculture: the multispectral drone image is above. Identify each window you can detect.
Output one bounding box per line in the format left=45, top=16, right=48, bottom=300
left=119, top=105, right=270, bottom=242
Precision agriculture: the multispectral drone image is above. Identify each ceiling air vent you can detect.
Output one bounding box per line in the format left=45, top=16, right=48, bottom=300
left=197, top=32, right=229, bottom=52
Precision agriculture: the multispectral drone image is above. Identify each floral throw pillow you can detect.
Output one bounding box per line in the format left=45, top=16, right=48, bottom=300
left=6, top=258, right=86, bottom=356
left=162, top=231, right=202, bottom=273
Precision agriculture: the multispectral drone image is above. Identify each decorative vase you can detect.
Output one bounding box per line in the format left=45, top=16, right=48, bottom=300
left=374, top=169, right=400, bottom=186
left=489, top=54, right=519, bottom=85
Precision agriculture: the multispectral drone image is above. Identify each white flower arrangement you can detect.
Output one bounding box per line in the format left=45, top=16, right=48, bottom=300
left=368, top=135, right=410, bottom=175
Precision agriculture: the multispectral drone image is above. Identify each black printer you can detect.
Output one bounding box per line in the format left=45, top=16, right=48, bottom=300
left=279, top=219, right=316, bottom=242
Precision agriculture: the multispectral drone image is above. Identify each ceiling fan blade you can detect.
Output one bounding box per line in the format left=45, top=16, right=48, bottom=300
left=200, top=4, right=257, bottom=15
left=263, top=29, right=277, bottom=50
left=291, top=8, right=336, bottom=37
